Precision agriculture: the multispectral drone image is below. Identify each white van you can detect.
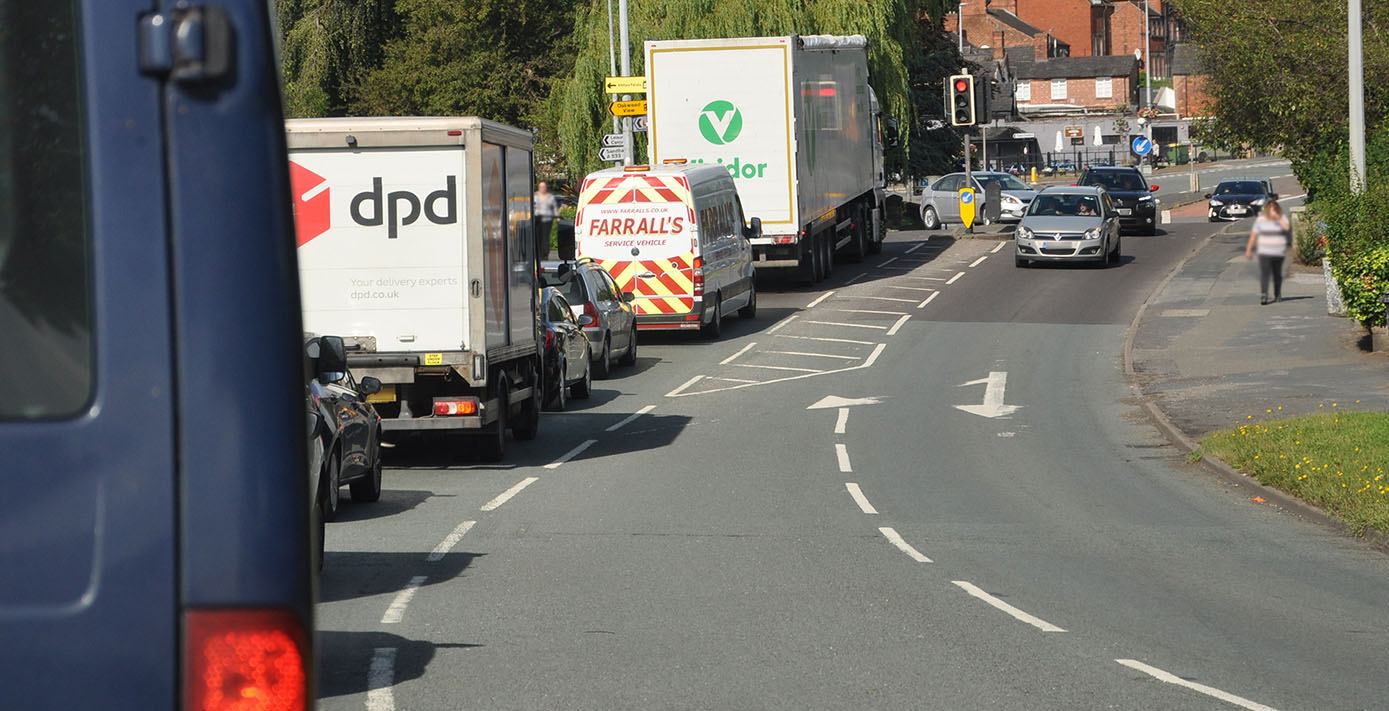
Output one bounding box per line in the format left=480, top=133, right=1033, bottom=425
left=575, top=163, right=759, bottom=336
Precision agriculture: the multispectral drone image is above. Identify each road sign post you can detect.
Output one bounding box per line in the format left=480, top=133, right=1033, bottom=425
left=608, top=100, right=647, bottom=117
left=958, top=188, right=976, bottom=230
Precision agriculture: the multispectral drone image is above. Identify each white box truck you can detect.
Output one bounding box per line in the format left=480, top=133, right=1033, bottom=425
left=286, top=117, right=542, bottom=461
left=645, top=34, right=891, bottom=283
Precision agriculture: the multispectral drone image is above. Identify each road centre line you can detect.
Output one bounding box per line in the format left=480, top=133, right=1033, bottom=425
left=708, top=376, right=758, bottom=383
left=666, top=375, right=705, bottom=397
left=1114, top=660, right=1279, bottom=711
left=952, top=580, right=1065, bottom=632
left=969, top=255, right=988, bottom=268
left=882, top=285, right=934, bottom=292
left=732, top=363, right=822, bottom=373
left=834, top=407, right=849, bottom=434
left=836, top=294, right=916, bottom=303
left=381, top=576, right=428, bottom=624
left=763, top=350, right=859, bottom=360
left=904, top=242, right=925, bottom=254
left=990, top=241, right=1006, bottom=254
left=879, top=527, right=932, bottom=563
left=606, top=404, right=657, bottom=432
left=774, top=334, right=876, bottom=345
left=898, top=275, right=950, bottom=281
left=806, top=320, right=889, bottom=330
left=836, top=308, right=908, bottom=316
left=544, top=439, right=597, bottom=469
left=835, top=443, right=852, bottom=472
left=427, top=520, right=476, bottom=561
left=720, top=342, right=757, bottom=365
left=480, top=477, right=538, bottom=511
left=885, top=314, right=911, bottom=336
left=877, top=257, right=898, bottom=268
left=946, top=271, right=965, bottom=285
left=917, top=292, right=940, bottom=309
left=845, top=482, right=877, bottom=514
left=766, top=314, right=798, bottom=333
left=806, top=291, right=834, bottom=309
left=366, top=648, right=398, bottom=711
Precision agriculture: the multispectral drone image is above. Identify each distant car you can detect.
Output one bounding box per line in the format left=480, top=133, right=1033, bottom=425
left=1013, top=185, right=1122, bottom=268
left=540, top=259, right=638, bottom=378
left=306, top=335, right=384, bottom=522
left=540, top=288, right=593, bottom=411
left=1207, top=179, right=1278, bottom=221
left=918, top=171, right=1038, bottom=229
left=1076, top=165, right=1160, bottom=235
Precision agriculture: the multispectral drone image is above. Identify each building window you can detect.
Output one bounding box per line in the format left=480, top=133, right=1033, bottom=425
left=1051, top=78, right=1067, bottom=101
left=1016, top=80, right=1031, bottom=102
left=1095, top=77, right=1113, bottom=99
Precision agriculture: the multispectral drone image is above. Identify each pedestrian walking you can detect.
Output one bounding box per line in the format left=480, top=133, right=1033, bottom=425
left=533, top=181, right=560, bottom=260
left=1244, top=198, right=1292, bottom=305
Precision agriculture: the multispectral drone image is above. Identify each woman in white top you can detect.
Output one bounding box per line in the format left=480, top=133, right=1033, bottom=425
left=1244, top=199, right=1292, bottom=305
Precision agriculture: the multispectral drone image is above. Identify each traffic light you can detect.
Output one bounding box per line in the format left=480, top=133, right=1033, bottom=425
left=949, top=74, right=975, bottom=127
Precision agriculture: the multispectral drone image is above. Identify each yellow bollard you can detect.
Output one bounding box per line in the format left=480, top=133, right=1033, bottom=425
left=1030, top=166, right=1037, bottom=184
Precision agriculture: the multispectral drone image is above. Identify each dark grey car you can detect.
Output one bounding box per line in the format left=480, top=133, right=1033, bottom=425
left=1013, top=186, right=1123, bottom=267
left=541, top=259, right=637, bottom=378
left=919, top=171, right=1037, bottom=229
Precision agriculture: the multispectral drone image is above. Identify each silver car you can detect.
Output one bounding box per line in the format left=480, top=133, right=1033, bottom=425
left=1013, top=186, right=1122, bottom=267
left=919, top=171, right=1038, bottom=229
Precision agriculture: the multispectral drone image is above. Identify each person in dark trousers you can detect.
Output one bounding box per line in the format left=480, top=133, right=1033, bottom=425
left=533, top=181, right=560, bottom=260
left=1244, top=199, right=1292, bottom=305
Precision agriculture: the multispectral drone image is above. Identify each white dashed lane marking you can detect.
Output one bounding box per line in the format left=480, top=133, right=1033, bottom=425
left=917, top=292, right=940, bottom=309
left=427, top=520, right=476, bottom=561
left=952, top=580, right=1065, bottom=632
left=845, top=482, right=877, bottom=514
left=946, top=271, right=965, bottom=285
left=879, top=527, right=932, bottom=563
left=806, top=291, right=834, bottom=309
left=1115, top=660, right=1280, bottom=711
left=545, top=439, right=597, bottom=469
left=720, top=342, right=756, bottom=365
left=835, top=443, right=852, bottom=472
left=606, top=404, right=656, bottom=432
left=480, top=477, right=538, bottom=511
left=381, top=576, right=427, bottom=624
left=366, top=648, right=398, bottom=711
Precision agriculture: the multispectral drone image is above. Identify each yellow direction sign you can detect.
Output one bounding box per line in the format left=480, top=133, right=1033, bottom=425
left=958, top=187, right=977, bottom=229
left=608, top=100, right=647, bottom=117
left=604, top=75, right=648, bottom=94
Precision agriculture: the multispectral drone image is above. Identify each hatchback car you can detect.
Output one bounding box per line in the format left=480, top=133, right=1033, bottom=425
left=1014, top=186, right=1122, bottom=267
left=306, top=334, right=384, bottom=522
left=540, top=288, right=594, bottom=411
left=919, top=171, right=1038, bottom=228
left=540, top=259, right=637, bottom=378
left=1207, top=179, right=1278, bottom=221
left=1076, top=166, right=1160, bottom=234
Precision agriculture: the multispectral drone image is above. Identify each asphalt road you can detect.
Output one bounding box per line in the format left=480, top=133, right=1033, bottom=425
left=317, top=159, right=1389, bottom=710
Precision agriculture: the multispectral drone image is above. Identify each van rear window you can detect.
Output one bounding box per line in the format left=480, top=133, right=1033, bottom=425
left=0, top=1, right=93, bottom=420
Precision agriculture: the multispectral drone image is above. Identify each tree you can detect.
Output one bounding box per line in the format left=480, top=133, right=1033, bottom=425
left=277, top=0, right=400, bottom=117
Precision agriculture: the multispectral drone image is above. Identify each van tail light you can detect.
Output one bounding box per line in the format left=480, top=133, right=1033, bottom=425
left=692, top=256, right=704, bottom=297
left=433, top=398, right=480, bottom=416
left=185, top=609, right=308, bottom=711
left=583, top=301, right=601, bottom=325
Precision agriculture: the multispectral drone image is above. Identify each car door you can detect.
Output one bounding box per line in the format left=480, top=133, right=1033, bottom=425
left=597, top=269, right=633, bottom=352
left=934, top=174, right=962, bottom=222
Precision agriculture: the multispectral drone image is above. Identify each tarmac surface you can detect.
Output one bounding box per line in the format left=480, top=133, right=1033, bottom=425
left=1124, top=218, right=1389, bottom=547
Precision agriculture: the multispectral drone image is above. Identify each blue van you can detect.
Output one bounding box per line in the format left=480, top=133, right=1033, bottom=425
left=0, top=2, right=313, bottom=708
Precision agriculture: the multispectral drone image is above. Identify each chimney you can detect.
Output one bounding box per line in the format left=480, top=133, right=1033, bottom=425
left=1034, top=32, right=1049, bottom=61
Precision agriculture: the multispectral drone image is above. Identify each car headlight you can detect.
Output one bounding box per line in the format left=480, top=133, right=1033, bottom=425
left=1252, top=198, right=1267, bottom=206
left=1209, top=199, right=1224, bottom=206
left=1084, top=227, right=1102, bottom=240
left=1138, top=195, right=1154, bottom=202
left=1002, top=195, right=1022, bottom=206
left=1016, top=226, right=1033, bottom=240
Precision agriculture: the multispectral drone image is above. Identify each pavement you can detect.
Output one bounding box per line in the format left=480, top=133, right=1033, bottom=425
left=1124, top=220, right=1389, bottom=549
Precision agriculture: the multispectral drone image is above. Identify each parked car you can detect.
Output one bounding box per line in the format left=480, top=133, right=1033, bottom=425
left=1206, top=178, right=1278, bottom=221
left=1013, top=186, right=1122, bottom=268
left=306, top=335, right=384, bottom=521
left=1075, top=165, right=1160, bottom=235
left=918, top=171, right=1038, bottom=229
left=540, top=288, right=594, bottom=411
left=540, top=259, right=638, bottom=378
left=306, top=399, right=326, bottom=571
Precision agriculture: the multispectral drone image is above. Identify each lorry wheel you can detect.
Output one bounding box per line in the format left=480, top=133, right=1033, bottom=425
left=847, top=206, right=868, bottom=263
left=821, top=233, right=833, bottom=279
left=738, top=282, right=757, bottom=319
left=511, top=361, right=541, bottom=440
left=593, top=335, right=611, bottom=379
left=701, top=295, right=723, bottom=339
left=349, top=450, right=382, bottom=502
left=619, top=325, right=637, bottom=366
left=479, top=390, right=507, bottom=462
left=803, top=239, right=821, bottom=283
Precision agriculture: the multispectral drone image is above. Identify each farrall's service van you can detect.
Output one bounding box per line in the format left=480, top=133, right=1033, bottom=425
left=575, top=163, right=760, bottom=336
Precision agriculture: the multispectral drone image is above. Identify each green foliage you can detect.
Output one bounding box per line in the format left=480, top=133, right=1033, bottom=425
left=1310, top=178, right=1389, bottom=328
left=277, top=0, right=400, bottom=117
left=552, top=0, right=937, bottom=182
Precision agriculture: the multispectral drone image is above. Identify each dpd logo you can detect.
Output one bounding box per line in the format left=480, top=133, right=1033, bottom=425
left=289, top=162, right=331, bottom=247
left=698, top=100, right=743, bottom=145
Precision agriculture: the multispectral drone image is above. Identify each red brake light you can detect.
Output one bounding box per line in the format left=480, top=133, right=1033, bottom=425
left=433, top=398, right=479, bottom=416
left=583, top=300, right=601, bottom=324
left=186, top=609, right=307, bottom=711
left=692, top=256, right=704, bottom=296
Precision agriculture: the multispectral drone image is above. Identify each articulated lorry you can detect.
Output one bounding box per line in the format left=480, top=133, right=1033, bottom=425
left=645, top=34, right=892, bottom=282
left=287, top=117, right=542, bottom=460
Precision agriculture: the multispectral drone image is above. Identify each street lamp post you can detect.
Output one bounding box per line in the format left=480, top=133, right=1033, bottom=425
left=1350, top=0, right=1366, bottom=193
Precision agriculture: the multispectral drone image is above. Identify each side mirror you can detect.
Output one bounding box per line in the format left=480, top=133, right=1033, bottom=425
left=745, top=216, right=763, bottom=240
left=359, top=376, right=382, bottom=396
left=882, top=116, right=901, bottom=148
left=1150, top=185, right=1159, bottom=192
left=317, top=335, right=347, bottom=374
left=1204, top=193, right=1212, bottom=199
left=622, top=291, right=636, bottom=304
left=1269, top=192, right=1279, bottom=200
left=578, top=314, right=596, bottom=327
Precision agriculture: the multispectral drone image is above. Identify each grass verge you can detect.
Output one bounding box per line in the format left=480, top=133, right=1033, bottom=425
left=1198, top=408, right=1389, bottom=536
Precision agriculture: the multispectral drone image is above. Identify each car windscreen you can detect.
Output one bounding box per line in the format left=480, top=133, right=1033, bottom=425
left=1027, top=194, right=1100, bottom=217
left=1083, top=171, right=1148, bottom=191
left=976, top=174, right=1030, bottom=191
left=1215, top=181, right=1264, bottom=195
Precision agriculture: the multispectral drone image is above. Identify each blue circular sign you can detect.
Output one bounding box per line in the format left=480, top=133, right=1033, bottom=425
left=960, top=191, right=974, bottom=204
left=1131, top=136, right=1153, bottom=156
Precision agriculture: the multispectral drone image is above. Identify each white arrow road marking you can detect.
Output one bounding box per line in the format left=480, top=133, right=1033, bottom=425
left=367, top=648, right=398, bottom=711
left=952, top=580, right=1065, bottom=632
left=954, top=371, right=1021, bottom=418
left=808, top=395, right=884, bottom=409
left=1115, top=660, right=1280, bottom=711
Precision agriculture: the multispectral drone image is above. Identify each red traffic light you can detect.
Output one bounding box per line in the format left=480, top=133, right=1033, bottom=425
left=954, top=78, right=970, bottom=92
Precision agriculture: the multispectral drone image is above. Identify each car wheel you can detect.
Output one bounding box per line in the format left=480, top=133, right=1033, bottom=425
left=545, top=357, right=567, bottom=411
left=480, top=387, right=506, bottom=462
left=1107, top=238, right=1120, bottom=266
left=1147, top=222, right=1159, bottom=236
left=738, top=281, right=757, bottom=319
left=593, top=334, right=611, bottom=379
left=571, top=348, right=592, bottom=399
left=349, top=447, right=382, bottom=502
left=921, top=205, right=940, bottom=230
left=323, top=451, right=341, bottom=522
left=701, top=294, right=723, bottom=339
left=619, top=324, right=637, bottom=366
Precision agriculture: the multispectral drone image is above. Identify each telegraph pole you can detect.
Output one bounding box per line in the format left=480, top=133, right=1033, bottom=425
left=1350, top=0, right=1366, bottom=193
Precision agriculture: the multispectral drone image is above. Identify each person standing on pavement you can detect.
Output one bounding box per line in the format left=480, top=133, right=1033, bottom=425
left=1244, top=199, right=1292, bottom=305
left=533, top=181, right=560, bottom=261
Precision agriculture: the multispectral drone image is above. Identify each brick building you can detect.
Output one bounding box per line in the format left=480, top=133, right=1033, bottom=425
left=1013, top=55, right=1141, bottom=114
left=1171, top=43, right=1212, bottom=118
left=948, top=0, right=1169, bottom=76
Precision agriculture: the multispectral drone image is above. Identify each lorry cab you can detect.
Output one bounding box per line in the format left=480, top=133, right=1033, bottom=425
left=575, top=163, right=758, bottom=336
left=1, top=2, right=313, bottom=707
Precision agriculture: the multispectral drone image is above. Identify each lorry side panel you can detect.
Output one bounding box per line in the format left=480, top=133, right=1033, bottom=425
left=792, top=44, right=875, bottom=227
left=504, top=146, right=537, bottom=348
